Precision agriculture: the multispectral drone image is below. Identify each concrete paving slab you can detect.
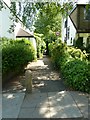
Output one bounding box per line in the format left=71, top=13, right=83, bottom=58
left=49, top=99, right=61, bottom=107
left=48, top=92, right=83, bottom=118
left=21, top=98, right=40, bottom=108
left=89, top=95, right=90, bottom=119
left=35, top=80, right=66, bottom=93
left=69, top=91, right=88, bottom=104
left=2, top=93, right=25, bottom=118
left=21, top=93, right=48, bottom=108
left=22, top=98, right=49, bottom=108
left=57, top=91, right=70, bottom=96
left=32, top=88, right=41, bottom=94
left=36, top=99, right=49, bottom=108
left=79, top=106, right=88, bottom=118
left=32, top=107, right=50, bottom=118
left=50, top=118, right=88, bottom=120
left=25, top=93, right=48, bottom=100
left=48, top=91, right=70, bottom=99
left=0, top=94, right=2, bottom=120
left=58, top=94, right=77, bottom=107
left=50, top=106, right=82, bottom=118
left=48, top=91, right=78, bottom=108
left=48, top=92, right=58, bottom=99
left=18, top=108, right=35, bottom=118
left=69, top=91, right=89, bottom=118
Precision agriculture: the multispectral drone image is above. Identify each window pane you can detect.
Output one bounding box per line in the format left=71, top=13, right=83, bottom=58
left=84, top=6, right=90, bottom=20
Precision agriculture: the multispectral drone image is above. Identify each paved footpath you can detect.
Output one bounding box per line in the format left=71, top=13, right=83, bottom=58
left=2, top=55, right=90, bottom=119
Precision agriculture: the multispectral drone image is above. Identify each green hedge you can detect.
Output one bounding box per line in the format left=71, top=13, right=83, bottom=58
left=2, top=38, right=36, bottom=83
left=62, top=59, right=90, bottom=92
left=48, top=38, right=90, bottom=93
left=34, top=33, right=46, bottom=58
left=48, top=39, right=69, bottom=69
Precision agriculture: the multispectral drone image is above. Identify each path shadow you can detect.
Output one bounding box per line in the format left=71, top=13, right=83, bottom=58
left=33, top=79, right=66, bottom=93
left=2, top=55, right=66, bottom=93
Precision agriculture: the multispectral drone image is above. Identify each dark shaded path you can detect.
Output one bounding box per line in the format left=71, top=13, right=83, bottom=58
left=2, top=55, right=65, bottom=93
left=27, top=55, right=66, bottom=93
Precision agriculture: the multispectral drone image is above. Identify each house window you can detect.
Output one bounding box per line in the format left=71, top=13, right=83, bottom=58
left=76, top=37, right=83, bottom=48
left=64, top=20, right=67, bottom=28
left=86, top=36, right=90, bottom=47
left=84, top=6, right=90, bottom=20
left=70, top=37, right=72, bottom=44
left=67, top=27, right=70, bottom=39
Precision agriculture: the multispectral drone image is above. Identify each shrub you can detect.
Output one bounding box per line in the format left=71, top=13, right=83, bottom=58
left=34, top=33, right=46, bottom=58
left=49, top=38, right=89, bottom=93
left=49, top=38, right=70, bottom=69
left=62, top=59, right=90, bottom=93
left=67, top=47, right=87, bottom=60
left=2, top=38, right=36, bottom=83
left=74, top=37, right=84, bottom=50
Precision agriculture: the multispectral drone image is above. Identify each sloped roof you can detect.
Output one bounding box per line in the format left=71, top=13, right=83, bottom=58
left=16, top=28, right=34, bottom=37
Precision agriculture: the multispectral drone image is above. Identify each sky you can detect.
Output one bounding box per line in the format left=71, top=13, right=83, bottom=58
left=3, top=0, right=11, bottom=7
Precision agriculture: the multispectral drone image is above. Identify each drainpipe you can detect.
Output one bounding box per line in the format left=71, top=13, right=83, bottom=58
left=65, top=7, right=68, bottom=44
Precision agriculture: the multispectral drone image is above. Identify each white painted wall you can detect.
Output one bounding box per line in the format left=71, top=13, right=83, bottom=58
left=0, top=11, right=2, bottom=38
left=3, top=0, right=11, bottom=7
left=67, top=17, right=76, bottom=45
left=0, top=3, right=23, bottom=39
left=0, top=6, right=14, bottom=39
left=62, top=16, right=76, bottom=46
left=62, top=18, right=66, bottom=43
left=29, top=37, right=37, bottom=51
left=14, top=22, right=22, bottom=37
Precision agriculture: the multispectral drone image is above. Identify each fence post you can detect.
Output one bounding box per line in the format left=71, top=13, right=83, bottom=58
left=25, top=70, right=32, bottom=93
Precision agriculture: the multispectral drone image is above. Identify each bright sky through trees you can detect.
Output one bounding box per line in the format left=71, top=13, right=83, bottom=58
left=3, top=0, right=11, bottom=6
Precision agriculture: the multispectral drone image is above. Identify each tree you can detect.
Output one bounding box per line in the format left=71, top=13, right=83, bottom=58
left=34, top=3, right=62, bottom=40
left=33, top=2, right=63, bottom=54
left=0, top=0, right=3, bottom=11
left=1, top=0, right=90, bottom=29
left=0, top=0, right=73, bottom=29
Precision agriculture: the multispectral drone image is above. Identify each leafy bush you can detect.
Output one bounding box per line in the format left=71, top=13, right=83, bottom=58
left=74, top=37, right=90, bottom=60
left=34, top=33, right=46, bottom=58
left=62, top=59, right=90, bottom=93
left=49, top=38, right=90, bottom=93
left=2, top=38, right=36, bottom=83
left=74, top=37, right=84, bottom=50
left=67, top=47, right=87, bottom=60
left=49, top=38, right=71, bottom=69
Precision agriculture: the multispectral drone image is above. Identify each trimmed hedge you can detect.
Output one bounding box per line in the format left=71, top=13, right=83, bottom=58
left=62, top=59, right=90, bottom=92
left=48, top=38, right=90, bottom=93
left=2, top=38, right=36, bottom=83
